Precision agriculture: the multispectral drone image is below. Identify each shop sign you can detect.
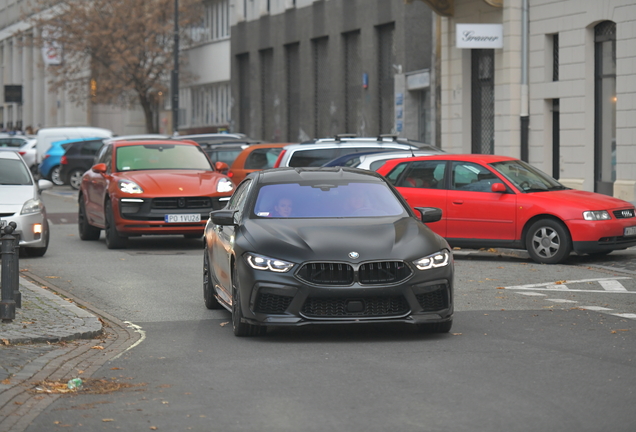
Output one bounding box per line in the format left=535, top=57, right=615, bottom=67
left=456, top=24, right=503, bottom=49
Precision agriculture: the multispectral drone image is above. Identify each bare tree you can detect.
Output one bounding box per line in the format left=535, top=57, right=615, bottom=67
left=24, top=0, right=202, bottom=133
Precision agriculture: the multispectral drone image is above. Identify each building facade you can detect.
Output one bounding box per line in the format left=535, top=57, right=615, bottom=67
left=0, top=0, right=232, bottom=136
left=429, top=0, right=636, bottom=200
left=230, top=0, right=437, bottom=144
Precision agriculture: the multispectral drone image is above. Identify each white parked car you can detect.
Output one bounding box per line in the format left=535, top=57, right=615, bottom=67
left=0, top=151, right=53, bottom=257
left=273, top=135, right=426, bottom=168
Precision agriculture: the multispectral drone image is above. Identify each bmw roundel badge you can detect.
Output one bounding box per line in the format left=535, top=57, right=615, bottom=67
left=349, top=251, right=360, bottom=259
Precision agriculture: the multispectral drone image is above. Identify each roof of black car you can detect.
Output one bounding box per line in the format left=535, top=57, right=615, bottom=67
left=255, top=166, right=385, bottom=184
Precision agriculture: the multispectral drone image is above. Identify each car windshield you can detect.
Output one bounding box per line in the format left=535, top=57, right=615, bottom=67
left=253, top=181, right=407, bottom=218
left=0, top=159, right=32, bottom=185
left=490, top=160, right=566, bottom=192
left=115, top=144, right=213, bottom=171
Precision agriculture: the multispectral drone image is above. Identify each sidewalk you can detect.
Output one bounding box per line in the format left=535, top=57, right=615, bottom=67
left=0, top=275, right=102, bottom=346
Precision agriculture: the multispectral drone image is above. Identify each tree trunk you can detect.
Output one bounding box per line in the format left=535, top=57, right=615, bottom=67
left=138, top=93, right=157, bottom=134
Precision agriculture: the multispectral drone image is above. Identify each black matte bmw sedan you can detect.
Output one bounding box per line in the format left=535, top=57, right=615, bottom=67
left=203, top=167, right=454, bottom=336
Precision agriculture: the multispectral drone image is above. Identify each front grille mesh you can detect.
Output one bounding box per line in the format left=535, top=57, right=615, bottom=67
left=613, top=209, right=635, bottom=219
left=359, top=261, right=411, bottom=284
left=415, top=285, right=449, bottom=311
left=254, top=293, right=293, bottom=314
left=301, top=296, right=409, bottom=317
left=297, top=263, right=354, bottom=285
left=297, top=261, right=411, bottom=286
left=151, top=197, right=212, bottom=209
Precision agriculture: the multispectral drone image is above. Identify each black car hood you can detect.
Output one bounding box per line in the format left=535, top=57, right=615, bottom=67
left=239, top=217, right=448, bottom=263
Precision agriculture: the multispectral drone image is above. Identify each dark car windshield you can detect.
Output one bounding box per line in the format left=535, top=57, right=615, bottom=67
left=253, top=181, right=407, bottom=218
left=115, top=144, right=213, bottom=171
left=0, top=159, right=32, bottom=185
left=490, top=159, right=565, bottom=192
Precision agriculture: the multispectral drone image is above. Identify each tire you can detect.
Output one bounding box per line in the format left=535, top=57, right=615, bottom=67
left=78, top=199, right=101, bottom=240
left=203, top=249, right=222, bottom=309
left=68, top=169, right=85, bottom=190
left=105, top=200, right=128, bottom=249
left=231, top=266, right=265, bottom=337
left=23, top=225, right=49, bottom=258
left=50, top=165, right=64, bottom=186
left=525, top=218, right=571, bottom=264
left=417, top=319, right=453, bottom=333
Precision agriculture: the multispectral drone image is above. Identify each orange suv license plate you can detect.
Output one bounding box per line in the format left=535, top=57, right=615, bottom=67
left=165, top=214, right=201, bottom=223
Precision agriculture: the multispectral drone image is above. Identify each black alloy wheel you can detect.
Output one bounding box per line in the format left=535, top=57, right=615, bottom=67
left=105, top=200, right=128, bottom=249
left=68, top=169, right=84, bottom=190
left=231, top=266, right=265, bottom=337
left=78, top=198, right=101, bottom=240
left=526, top=218, right=571, bottom=264
left=203, top=249, right=222, bottom=309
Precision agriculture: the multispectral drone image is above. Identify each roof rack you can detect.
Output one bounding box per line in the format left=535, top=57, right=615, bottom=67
left=377, top=134, right=399, bottom=142
left=334, top=134, right=358, bottom=141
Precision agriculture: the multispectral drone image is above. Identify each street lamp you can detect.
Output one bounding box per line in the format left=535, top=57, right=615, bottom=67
left=171, top=0, right=179, bottom=135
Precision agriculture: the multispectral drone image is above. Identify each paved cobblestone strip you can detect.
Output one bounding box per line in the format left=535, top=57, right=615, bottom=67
left=0, top=273, right=142, bottom=432
left=0, top=275, right=102, bottom=345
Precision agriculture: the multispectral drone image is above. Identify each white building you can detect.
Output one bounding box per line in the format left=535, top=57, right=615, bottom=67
left=0, top=0, right=232, bottom=136
left=424, top=0, right=636, bottom=200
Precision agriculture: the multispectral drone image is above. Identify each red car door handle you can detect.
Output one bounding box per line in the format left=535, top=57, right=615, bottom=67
left=453, top=200, right=464, bottom=205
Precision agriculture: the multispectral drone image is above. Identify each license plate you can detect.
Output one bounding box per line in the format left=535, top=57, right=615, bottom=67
left=164, top=214, right=201, bottom=223
left=625, top=226, right=636, bottom=237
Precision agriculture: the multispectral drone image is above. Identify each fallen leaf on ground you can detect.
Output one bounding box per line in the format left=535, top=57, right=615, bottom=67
left=1, top=339, right=9, bottom=346
left=611, top=329, right=629, bottom=334
left=554, top=280, right=566, bottom=284
left=496, top=287, right=505, bottom=289
left=91, top=345, right=105, bottom=350
left=102, top=419, right=114, bottom=422
left=220, top=322, right=229, bottom=327
left=45, top=276, right=60, bottom=278
left=451, top=333, right=462, bottom=336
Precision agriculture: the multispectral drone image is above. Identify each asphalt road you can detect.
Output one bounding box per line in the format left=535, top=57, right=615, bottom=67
left=15, top=187, right=636, bottom=431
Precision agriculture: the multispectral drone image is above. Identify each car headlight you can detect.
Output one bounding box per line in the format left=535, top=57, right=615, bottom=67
left=21, top=199, right=44, bottom=215
left=583, top=210, right=611, bottom=221
left=245, top=252, right=294, bottom=273
left=119, top=180, right=143, bottom=194
left=217, top=178, right=234, bottom=193
left=413, top=250, right=450, bottom=270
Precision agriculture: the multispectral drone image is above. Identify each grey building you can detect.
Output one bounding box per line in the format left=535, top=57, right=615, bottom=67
left=230, top=0, right=437, bottom=144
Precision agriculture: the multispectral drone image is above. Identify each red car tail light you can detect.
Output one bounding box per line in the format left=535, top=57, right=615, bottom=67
left=61, top=155, right=68, bottom=165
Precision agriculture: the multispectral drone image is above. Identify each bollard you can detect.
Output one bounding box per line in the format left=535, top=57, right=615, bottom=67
left=0, top=222, right=18, bottom=322
left=13, top=234, right=20, bottom=308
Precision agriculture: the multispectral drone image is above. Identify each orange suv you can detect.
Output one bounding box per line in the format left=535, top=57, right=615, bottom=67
left=78, top=139, right=234, bottom=249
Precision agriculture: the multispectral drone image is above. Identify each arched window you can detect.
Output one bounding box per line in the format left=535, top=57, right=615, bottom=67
left=594, top=21, right=616, bottom=195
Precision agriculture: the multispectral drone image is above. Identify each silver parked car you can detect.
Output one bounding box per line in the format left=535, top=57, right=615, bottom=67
left=0, top=151, right=53, bottom=257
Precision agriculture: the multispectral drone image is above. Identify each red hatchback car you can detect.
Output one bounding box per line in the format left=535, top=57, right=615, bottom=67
left=78, top=139, right=234, bottom=249
left=376, top=154, right=636, bottom=264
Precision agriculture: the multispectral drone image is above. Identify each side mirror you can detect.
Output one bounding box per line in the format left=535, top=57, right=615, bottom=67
left=491, top=183, right=506, bottom=193
left=210, top=209, right=237, bottom=226
left=37, top=179, right=54, bottom=191
left=92, top=163, right=107, bottom=174
left=215, top=161, right=230, bottom=174
left=414, top=207, right=442, bottom=223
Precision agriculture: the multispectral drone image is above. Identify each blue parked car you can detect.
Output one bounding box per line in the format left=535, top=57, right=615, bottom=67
left=39, top=137, right=102, bottom=185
